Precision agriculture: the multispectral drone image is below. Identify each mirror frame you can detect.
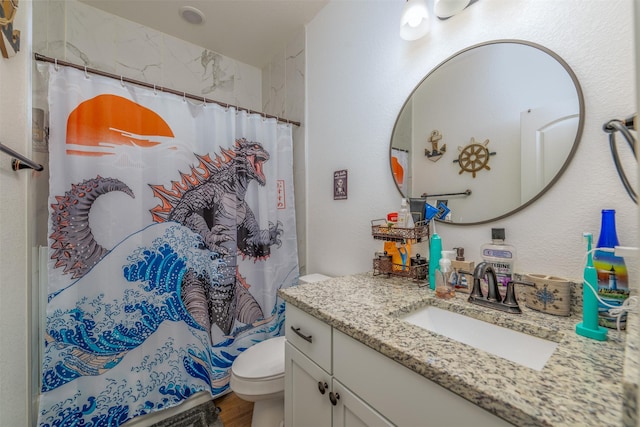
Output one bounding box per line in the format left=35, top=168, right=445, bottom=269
left=390, top=39, right=585, bottom=225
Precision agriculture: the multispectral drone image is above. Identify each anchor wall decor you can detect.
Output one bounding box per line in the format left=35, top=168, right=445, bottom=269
left=425, top=129, right=446, bottom=162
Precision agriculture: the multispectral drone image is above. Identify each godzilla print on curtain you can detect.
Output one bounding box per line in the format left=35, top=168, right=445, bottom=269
left=38, top=65, right=298, bottom=426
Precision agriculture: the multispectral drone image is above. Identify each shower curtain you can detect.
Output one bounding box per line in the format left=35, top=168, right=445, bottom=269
left=38, top=65, right=299, bottom=426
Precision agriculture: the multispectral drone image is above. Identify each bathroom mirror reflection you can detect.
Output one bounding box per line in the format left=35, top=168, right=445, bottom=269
left=390, top=40, right=584, bottom=225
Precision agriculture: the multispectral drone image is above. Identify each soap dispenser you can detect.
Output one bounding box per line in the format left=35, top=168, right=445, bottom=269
left=435, top=250, right=456, bottom=299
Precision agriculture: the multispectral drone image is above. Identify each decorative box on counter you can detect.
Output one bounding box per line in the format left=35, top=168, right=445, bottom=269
left=522, top=273, right=572, bottom=316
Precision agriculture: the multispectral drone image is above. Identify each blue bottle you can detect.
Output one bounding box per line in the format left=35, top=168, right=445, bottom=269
left=593, top=209, right=629, bottom=329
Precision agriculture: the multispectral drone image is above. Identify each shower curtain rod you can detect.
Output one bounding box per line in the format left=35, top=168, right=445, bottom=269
left=34, top=53, right=301, bottom=127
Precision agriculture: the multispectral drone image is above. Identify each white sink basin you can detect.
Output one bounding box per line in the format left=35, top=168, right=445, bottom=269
left=400, top=306, right=558, bottom=371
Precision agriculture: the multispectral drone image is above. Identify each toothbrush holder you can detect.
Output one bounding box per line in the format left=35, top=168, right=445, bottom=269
left=523, top=273, right=572, bottom=316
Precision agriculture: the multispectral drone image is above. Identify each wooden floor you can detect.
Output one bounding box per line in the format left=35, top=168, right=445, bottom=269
left=214, top=391, right=254, bottom=427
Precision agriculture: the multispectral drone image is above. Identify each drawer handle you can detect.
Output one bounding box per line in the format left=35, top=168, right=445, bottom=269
left=290, top=326, right=313, bottom=343
left=329, top=391, right=340, bottom=406
left=318, top=381, right=328, bottom=395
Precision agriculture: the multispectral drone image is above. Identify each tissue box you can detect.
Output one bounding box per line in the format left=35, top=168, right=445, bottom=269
left=451, top=260, right=474, bottom=294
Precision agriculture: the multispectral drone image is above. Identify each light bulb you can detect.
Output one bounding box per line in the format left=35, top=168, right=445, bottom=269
left=408, top=16, right=422, bottom=27
left=400, top=0, right=430, bottom=41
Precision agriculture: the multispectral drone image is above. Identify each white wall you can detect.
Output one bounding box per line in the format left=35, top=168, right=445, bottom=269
left=0, top=3, right=34, bottom=425
left=306, top=0, right=637, bottom=285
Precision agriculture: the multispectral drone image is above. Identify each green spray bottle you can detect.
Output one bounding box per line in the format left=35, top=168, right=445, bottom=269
left=576, top=232, right=607, bottom=341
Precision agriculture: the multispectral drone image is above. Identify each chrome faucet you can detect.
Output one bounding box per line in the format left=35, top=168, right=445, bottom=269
left=464, top=262, right=533, bottom=314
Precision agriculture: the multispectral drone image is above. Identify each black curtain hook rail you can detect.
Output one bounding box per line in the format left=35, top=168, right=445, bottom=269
left=34, top=53, right=301, bottom=128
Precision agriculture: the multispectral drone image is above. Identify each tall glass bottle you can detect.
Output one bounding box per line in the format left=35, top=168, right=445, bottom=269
left=592, top=209, right=629, bottom=329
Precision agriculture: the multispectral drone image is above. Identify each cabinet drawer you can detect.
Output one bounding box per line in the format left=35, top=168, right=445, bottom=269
left=285, top=304, right=332, bottom=373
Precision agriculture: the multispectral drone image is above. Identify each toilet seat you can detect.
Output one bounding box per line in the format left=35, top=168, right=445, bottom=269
left=230, top=336, right=286, bottom=399
left=232, top=336, right=286, bottom=380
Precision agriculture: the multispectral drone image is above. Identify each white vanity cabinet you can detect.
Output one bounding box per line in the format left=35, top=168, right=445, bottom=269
left=284, top=304, right=392, bottom=427
left=284, top=304, right=512, bottom=427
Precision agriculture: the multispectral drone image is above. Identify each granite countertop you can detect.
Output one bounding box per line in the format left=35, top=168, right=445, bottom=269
left=278, top=272, right=639, bottom=427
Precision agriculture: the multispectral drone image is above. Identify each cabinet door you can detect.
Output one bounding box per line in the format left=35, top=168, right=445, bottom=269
left=333, top=330, right=513, bottom=427
left=285, top=342, right=332, bottom=427
left=332, top=379, right=394, bottom=427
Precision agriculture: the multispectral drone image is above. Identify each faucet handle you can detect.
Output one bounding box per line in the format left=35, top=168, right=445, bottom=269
left=459, top=270, right=483, bottom=299
left=503, top=280, right=534, bottom=311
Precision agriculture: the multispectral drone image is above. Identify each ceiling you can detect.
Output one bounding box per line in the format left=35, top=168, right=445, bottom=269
left=78, top=0, right=329, bottom=69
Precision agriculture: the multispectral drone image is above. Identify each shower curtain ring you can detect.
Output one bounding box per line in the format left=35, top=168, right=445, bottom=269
left=120, top=75, right=125, bottom=88
left=183, top=92, right=186, bottom=102
left=54, top=58, right=59, bottom=71
left=84, top=66, right=89, bottom=79
left=153, top=84, right=157, bottom=95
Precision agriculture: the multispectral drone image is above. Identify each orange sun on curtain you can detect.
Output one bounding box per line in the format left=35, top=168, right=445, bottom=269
left=66, top=94, right=174, bottom=156
left=391, top=155, right=405, bottom=186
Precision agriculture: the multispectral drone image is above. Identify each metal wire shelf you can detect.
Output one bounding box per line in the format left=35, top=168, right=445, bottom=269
left=370, top=219, right=429, bottom=243
left=372, top=258, right=428, bottom=283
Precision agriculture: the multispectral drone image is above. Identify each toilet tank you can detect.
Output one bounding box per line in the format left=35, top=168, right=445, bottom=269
left=299, top=274, right=331, bottom=285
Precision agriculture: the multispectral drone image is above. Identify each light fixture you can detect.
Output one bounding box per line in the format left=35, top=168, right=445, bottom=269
left=434, top=0, right=472, bottom=19
left=400, top=0, right=430, bottom=41
left=179, top=6, right=205, bottom=25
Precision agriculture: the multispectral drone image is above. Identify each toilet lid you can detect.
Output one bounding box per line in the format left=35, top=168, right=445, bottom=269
left=232, top=336, right=286, bottom=381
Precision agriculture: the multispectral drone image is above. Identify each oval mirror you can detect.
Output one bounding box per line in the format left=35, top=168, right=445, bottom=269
left=390, top=40, right=584, bottom=225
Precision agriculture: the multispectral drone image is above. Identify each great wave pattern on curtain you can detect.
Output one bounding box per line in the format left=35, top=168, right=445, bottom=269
left=38, top=65, right=298, bottom=426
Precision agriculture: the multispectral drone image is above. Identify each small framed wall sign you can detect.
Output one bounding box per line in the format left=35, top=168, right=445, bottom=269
left=333, top=169, right=348, bottom=200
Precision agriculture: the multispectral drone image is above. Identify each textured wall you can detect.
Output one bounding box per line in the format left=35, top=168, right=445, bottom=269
left=0, top=2, right=34, bottom=425
left=306, top=0, right=637, bottom=284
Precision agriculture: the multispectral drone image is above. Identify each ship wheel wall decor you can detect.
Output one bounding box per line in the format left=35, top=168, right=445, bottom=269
left=454, top=137, right=496, bottom=178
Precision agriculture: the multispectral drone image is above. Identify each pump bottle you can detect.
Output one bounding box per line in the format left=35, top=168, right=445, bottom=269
left=435, top=250, right=456, bottom=299
left=397, top=198, right=414, bottom=229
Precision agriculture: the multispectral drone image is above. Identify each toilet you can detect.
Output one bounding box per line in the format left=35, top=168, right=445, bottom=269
left=230, top=273, right=331, bottom=427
